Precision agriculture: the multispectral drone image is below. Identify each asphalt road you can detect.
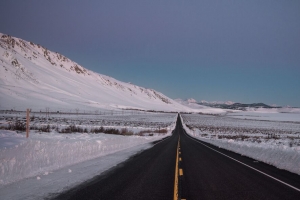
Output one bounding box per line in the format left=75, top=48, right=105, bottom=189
left=53, top=119, right=180, bottom=200
left=53, top=115, right=300, bottom=200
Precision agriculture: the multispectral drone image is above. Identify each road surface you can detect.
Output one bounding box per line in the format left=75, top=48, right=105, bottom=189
left=53, top=115, right=300, bottom=199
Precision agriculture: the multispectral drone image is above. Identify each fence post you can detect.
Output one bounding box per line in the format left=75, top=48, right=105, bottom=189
left=26, top=108, right=30, bottom=138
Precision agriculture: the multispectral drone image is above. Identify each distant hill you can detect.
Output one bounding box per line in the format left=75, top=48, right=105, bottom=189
left=197, top=100, right=280, bottom=110
left=0, top=33, right=193, bottom=112
left=203, top=102, right=279, bottom=110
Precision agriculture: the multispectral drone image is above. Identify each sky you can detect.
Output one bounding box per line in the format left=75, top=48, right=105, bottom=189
left=1, top=0, right=300, bottom=106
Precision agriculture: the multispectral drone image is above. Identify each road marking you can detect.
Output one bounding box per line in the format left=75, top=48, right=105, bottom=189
left=183, top=130, right=300, bottom=192
left=179, top=168, right=183, bottom=176
left=174, top=136, right=180, bottom=200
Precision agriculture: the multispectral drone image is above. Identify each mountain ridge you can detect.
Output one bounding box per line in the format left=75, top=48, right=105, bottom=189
left=0, top=33, right=194, bottom=112
left=176, top=98, right=283, bottom=111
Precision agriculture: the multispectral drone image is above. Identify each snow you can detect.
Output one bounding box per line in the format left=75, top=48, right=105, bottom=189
left=0, top=131, right=160, bottom=185
left=0, top=142, right=156, bottom=200
left=0, top=112, right=177, bottom=199
left=227, top=108, right=300, bottom=122
left=199, top=100, right=235, bottom=105
left=174, top=98, right=225, bottom=114
left=0, top=130, right=26, bottom=149
left=181, top=113, right=300, bottom=175
left=0, top=33, right=201, bottom=113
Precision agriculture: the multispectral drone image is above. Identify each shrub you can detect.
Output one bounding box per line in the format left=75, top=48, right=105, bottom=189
left=138, top=128, right=168, bottom=136
left=90, top=126, right=105, bottom=134
left=8, top=120, right=26, bottom=131
left=39, top=125, right=50, bottom=132
left=104, top=128, right=120, bottom=135
left=60, top=125, right=85, bottom=133
left=155, top=128, right=168, bottom=134
left=120, top=128, right=134, bottom=136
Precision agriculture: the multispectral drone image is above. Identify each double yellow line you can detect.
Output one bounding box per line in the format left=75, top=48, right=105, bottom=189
left=174, top=136, right=184, bottom=200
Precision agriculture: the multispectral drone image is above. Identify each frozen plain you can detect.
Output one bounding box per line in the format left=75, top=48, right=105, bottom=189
left=181, top=112, right=300, bottom=175
left=0, top=112, right=176, bottom=199
left=1, top=110, right=300, bottom=199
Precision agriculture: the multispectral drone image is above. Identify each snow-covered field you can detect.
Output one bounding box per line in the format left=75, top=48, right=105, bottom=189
left=0, top=110, right=176, bottom=134
left=2, top=106, right=300, bottom=199
left=181, top=113, right=300, bottom=175
left=0, top=139, right=160, bottom=200
left=227, top=109, right=300, bottom=122
left=0, top=112, right=177, bottom=188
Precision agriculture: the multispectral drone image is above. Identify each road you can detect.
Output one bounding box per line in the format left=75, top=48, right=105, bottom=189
left=53, top=115, right=300, bottom=200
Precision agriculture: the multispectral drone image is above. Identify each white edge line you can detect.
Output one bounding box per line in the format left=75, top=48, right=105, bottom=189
left=182, top=127, right=300, bottom=192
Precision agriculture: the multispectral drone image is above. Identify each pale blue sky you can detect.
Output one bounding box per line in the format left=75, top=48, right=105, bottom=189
left=1, top=0, right=300, bottom=106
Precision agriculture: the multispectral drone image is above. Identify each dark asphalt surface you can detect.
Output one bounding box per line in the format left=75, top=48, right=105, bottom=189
left=53, top=115, right=300, bottom=200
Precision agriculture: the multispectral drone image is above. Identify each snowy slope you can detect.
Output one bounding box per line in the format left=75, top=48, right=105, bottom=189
left=0, top=33, right=195, bottom=112
left=174, top=98, right=226, bottom=114
left=199, top=100, right=235, bottom=105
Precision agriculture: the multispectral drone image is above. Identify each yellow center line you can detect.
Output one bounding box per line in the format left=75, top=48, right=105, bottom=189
left=173, top=136, right=180, bottom=200
left=179, top=168, right=183, bottom=176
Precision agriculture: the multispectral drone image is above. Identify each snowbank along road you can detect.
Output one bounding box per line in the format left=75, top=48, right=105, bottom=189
left=53, top=115, right=300, bottom=200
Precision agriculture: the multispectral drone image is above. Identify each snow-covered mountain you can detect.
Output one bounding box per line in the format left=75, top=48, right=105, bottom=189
left=174, top=98, right=225, bottom=114
left=200, top=100, right=235, bottom=105
left=186, top=98, right=197, bottom=103
left=175, top=98, right=234, bottom=107
left=182, top=98, right=300, bottom=113
left=0, top=33, right=195, bottom=112
left=199, top=101, right=278, bottom=110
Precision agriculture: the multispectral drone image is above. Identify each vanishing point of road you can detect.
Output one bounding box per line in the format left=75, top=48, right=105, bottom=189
left=53, top=115, right=300, bottom=200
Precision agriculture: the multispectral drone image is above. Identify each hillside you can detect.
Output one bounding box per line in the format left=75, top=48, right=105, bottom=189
left=198, top=101, right=276, bottom=110
left=174, top=98, right=225, bottom=114
left=0, top=33, right=194, bottom=112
